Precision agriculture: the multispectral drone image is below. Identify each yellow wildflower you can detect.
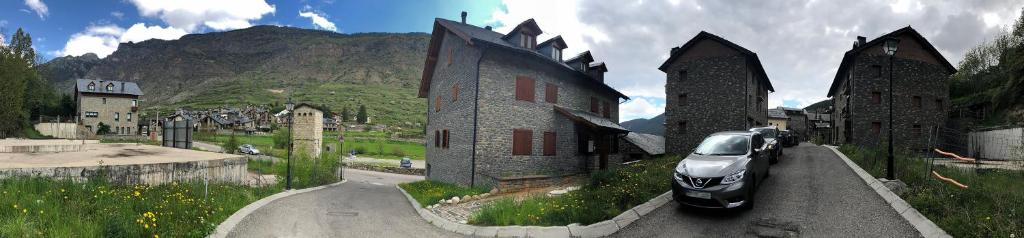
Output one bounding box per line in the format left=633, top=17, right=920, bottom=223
left=22, top=209, right=27, bottom=213
left=144, top=224, right=149, bottom=229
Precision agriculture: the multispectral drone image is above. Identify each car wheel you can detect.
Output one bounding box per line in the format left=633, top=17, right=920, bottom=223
left=769, top=154, right=778, bottom=165
left=765, top=164, right=771, bottom=178
left=742, top=176, right=756, bottom=210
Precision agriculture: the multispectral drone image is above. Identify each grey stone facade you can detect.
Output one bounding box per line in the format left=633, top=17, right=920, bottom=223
left=828, top=27, right=955, bottom=151
left=420, top=17, right=628, bottom=189
left=75, top=79, right=143, bottom=136
left=660, top=32, right=774, bottom=155
left=291, top=104, right=323, bottom=158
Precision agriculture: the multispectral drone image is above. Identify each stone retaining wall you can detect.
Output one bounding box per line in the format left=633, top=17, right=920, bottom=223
left=0, top=157, right=247, bottom=185
left=0, top=143, right=84, bottom=153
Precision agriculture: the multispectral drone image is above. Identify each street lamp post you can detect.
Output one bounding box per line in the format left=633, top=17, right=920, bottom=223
left=286, top=98, right=295, bottom=190
left=883, top=37, right=900, bottom=180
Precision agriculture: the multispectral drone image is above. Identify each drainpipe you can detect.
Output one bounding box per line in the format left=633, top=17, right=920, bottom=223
left=470, top=47, right=486, bottom=187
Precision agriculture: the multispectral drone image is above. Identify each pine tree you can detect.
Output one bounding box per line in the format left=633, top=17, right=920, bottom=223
left=356, top=105, right=368, bottom=124
left=341, top=106, right=351, bottom=122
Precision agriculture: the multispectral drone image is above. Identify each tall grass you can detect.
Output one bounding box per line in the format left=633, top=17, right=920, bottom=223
left=839, top=145, right=1024, bottom=237
left=470, top=156, right=678, bottom=226
left=398, top=180, right=489, bottom=207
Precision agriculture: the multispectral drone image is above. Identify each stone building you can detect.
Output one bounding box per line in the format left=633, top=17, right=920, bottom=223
left=827, top=26, right=955, bottom=151
left=291, top=103, right=323, bottom=158
left=660, top=31, right=775, bottom=155
left=75, top=79, right=144, bottom=136
left=807, top=111, right=832, bottom=143
left=779, top=107, right=809, bottom=140
left=616, top=132, right=665, bottom=164
left=419, top=13, right=629, bottom=189
left=767, top=108, right=788, bottom=130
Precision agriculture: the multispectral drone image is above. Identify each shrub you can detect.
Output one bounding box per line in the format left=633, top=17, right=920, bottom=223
left=353, top=146, right=368, bottom=155
left=391, top=147, right=406, bottom=157
left=223, top=133, right=239, bottom=154
left=96, top=122, right=111, bottom=135
left=272, top=128, right=290, bottom=149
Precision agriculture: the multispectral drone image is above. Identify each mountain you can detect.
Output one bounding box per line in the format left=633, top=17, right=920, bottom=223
left=621, top=113, right=665, bottom=136
left=803, top=99, right=832, bottom=113
left=39, top=25, right=430, bottom=129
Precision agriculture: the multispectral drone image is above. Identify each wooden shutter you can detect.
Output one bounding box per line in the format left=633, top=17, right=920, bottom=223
left=601, top=101, right=610, bottom=118
left=543, top=132, right=556, bottom=156
left=545, top=83, right=558, bottom=103
left=443, top=129, right=449, bottom=148
left=872, top=92, right=881, bottom=104
left=590, top=97, right=598, bottom=113
left=512, top=129, right=532, bottom=155
left=452, top=84, right=459, bottom=102
left=434, top=130, right=440, bottom=147
left=872, top=122, right=881, bottom=135
left=515, top=76, right=535, bottom=102
left=434, top=96, right=441, bottom=112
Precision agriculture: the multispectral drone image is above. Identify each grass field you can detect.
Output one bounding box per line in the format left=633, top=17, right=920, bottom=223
left=196, top=131, right=425, bottom=160
left=398, top=181, right=488, bottom=207
left=839, top=145, right=1023, bottom=237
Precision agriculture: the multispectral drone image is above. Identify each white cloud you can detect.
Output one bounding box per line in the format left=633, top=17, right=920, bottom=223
left=299, top=11, right=338, bottom=32
left=24, top=0, right=48, bottom=19
left=128, top=0, right=276, bottom=31
left=619, top=97, right=665, bottom=121
left=488, top=0, right=608, bottom=58
left=111, top=11, right=125, bottom=20
left=57, top=23, right=187, bottom=58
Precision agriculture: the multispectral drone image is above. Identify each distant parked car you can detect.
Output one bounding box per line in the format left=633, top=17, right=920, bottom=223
left=400, top=157, right=413, bottom=168
left=672, top=131, right=771, bottom=210
left=239, top=144, right=261, bottom=155
left=749, top=126, right=782, bottom=164
left=779, top=130, right=798, bottom=147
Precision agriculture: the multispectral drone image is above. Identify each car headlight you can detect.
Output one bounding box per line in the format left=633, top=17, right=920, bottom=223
left=674, top=171, right=684, bottom=180
left=721, top=169, right=746, bottom=184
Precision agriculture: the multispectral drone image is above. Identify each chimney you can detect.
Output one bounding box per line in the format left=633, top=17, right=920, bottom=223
left=120, top=82, right=125, bottom=92
left=485, top=26, right=492, bottom=31
left=671, top=46, right=680, bottom=54
left=857, top=36, right=866, bottom=45
left=461, top=11, right=467, bottom=24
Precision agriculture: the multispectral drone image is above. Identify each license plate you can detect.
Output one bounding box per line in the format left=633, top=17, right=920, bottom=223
left=685, top=190, right=711, bottom=199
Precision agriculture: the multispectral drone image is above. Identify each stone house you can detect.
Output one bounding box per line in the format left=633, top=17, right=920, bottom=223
left=660, top=31, right=775, bottom=155
left=616, top=132, right=665, bottom=164
left=291, top=103, right=324, bottom=158
left=75, top=79, right=143, bottom=136
left=807, top=111, right=832, bottom=143
left=827, top=26, right=956, bottom=151
left=419, top=13, right=629, bottom=189
left=779, top=106, right=809, bottom=140
left=768, top=108, right=788, bottom=130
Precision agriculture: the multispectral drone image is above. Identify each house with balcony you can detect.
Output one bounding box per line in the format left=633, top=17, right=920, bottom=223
left=419, top=13, right=630, bottom=190
left=75, top=79, right=143, bottom=135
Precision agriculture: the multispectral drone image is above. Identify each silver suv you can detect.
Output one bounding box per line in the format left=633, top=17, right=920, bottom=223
left=671, top=131, right=771, bottom=210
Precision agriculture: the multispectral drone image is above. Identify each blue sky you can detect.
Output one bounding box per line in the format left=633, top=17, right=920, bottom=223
left=2, top=0, right=1022, bottom=121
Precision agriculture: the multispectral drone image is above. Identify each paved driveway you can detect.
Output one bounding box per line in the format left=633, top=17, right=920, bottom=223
left=226, top=169, right=460, bottom=238
left=609, top=143, right=920, bottom=238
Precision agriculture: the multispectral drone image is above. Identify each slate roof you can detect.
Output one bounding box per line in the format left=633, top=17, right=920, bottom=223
left=659, top=31, right=774, bottom=92
left=420, top=18, right=628, bottom=99
left=554, top=106, right=628, bottom=133
left=827, top=26, right=957, bottom=97
left=76, top=79, right=144, bottom=96
left=767, top=108, right=789, bottom=119
left=623, top=132, right=665, bottom=155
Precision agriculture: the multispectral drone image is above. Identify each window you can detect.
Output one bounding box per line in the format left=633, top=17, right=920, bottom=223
left=132, top=100, right=138, bottom=107
left=872, top=92, right=882, bottom=104
left=520, top=34, right=535, bottom=49
left=545, top=83, right=558, bottom=103
left=451, top=84, right=459, bottom=102
left=871, top=65, right=882, bottom=78
left=102, top=98, right=107, bottom=104
left=442, top=130, right=450, bottom=148
left=601, top=101, right=610, bottom=118
left=127, top=113, right=132, bottom=122
left=912, top=124, right=922, bottom=135
left=515, top=76, right=535, bottom=102
left=434, top=131, right=440, bottom=147
left=679, top=121, right=687, bottom=134
left=912, top=96, right=922, bottom=108
left=611, top=136, right=619, bottom=154
left=543, top=132, right=556, bottom=156
left=434, top=96, right=441, bottom=112
left=447, top=48, right=453, bottom=66
left=679, top=94, right=688, bottom=105
left=114, top=112, right=120, bottom=121
left=106, top=83, right=114, bottom=92
left=552, top=48, right=561, bottom=61
left=679, top=70, right=687, bottom=81
left=872, top=122, right=881, bottom=135
left=590, top=97, right=599, bottom=113
left=581, top=62, right=588, bottom=72
left=512, top=129, right=533, bottom=155
left=87, top=82, right=96, bottom=90
left=85, top=112, right=98, bottom=118
left=935, top=99, right=944, bottom=110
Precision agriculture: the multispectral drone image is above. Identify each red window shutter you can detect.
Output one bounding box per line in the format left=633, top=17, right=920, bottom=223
left=516, top=76, right=535, bottom=102
left=545, top=83, right=558, bottom=103
left=590, top=97, right=598, bottom=113
left=448, top=48, right=453, bottom=66
left=543, top=132, right=556, bottom=156
left=443, top=129, right=449, bottom=148
left=872, top=92, right=881, bottom=104
left=452, top=85, right=459, bottom=102
left=872, top=122, right=881, bottom=135
left=601, top=101, right=610, bottom=118
left=434, top=131, right=440, bottom=147
left=435, top=96, right=441, bottom=112
left=512, top=129, right=533, bottom=155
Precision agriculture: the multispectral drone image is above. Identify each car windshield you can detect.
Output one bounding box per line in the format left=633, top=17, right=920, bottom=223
left=693, top=134, right=750, bottom=156
left=753, top=128, right=776, bottom=138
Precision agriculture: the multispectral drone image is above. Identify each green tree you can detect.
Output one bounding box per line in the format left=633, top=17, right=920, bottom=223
left=341, top=106, right=350, bottom=122
left=272, top=128, right=290, bottom=149
left=356, top=105, right=368, bottom=124
left=0, top=28, right=33, bottom=136
left=96, top=122, right=111, bottom=135
left=224, top=133, right=240, bottom=154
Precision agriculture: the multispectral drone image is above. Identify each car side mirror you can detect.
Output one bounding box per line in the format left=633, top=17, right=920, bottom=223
left=753, top=148, right=763, bottom=154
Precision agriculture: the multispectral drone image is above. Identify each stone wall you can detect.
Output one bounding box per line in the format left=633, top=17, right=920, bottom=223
left=78, top=94, right=139, bottom=135
left=34, top=123, right=81, bottom=139
left=664, top=54, right=749, bottom=155
left=0, top=157, right=247, bottom=185
left=292, top=105, right=323, bottom=158
left=424, top=31, right=483, bottom=187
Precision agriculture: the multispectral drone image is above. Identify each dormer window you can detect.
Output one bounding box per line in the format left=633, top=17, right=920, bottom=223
left=581, top=62, right=588, bottom=72
left=520, top=34, right=536, bottom=49
left=87, top=82, right=95, bottom=91
left=552, top=49, right=561, bottom=61
left=106, top=83, right=114, bottom=92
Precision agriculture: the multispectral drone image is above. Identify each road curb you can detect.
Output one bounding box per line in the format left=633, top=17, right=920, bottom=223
left=824, top=145, right=951, bottom=238
left=208, top=180, right=349, bottom=238
left=397, top=184, right=671, bottom=237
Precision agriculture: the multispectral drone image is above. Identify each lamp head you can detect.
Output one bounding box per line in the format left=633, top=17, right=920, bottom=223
left=883, top=37, right=900, bottom=56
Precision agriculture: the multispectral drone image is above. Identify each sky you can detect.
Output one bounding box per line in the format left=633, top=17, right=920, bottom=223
left=2, top=0, right=1023, bottom=121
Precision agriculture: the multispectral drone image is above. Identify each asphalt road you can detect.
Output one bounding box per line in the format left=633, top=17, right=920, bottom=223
left=226, top=168, right=460, bottom=238
left=609, top=143, right=921, bottom=238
